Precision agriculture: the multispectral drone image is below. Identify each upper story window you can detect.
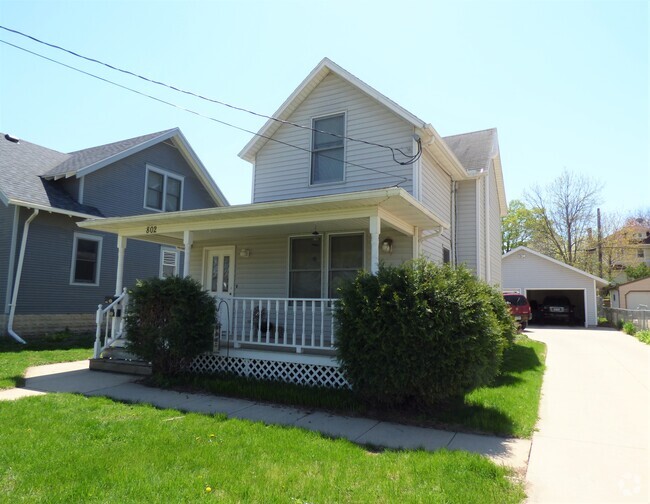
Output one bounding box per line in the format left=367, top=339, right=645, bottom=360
left=311, top=114, right=345, bottom=184
left=70, top=233, right=102, bottom=286
left=144, top=165, right=184, bottom=212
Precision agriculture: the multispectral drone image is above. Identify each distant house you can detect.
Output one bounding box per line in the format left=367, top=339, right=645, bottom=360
left=610, top=277, right=650, bottom=310
left=79, top=58, right=508, bottom=386
left=0, top=129, right=227, bottom=341
left=603, top=219, right=650, bottom=282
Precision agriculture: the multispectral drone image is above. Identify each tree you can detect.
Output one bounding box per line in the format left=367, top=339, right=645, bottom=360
left=502, top=199, right=536, bottom=253
left=525, top=169, right=603, bottom=266
left=625, top=263, right=650, bottom=281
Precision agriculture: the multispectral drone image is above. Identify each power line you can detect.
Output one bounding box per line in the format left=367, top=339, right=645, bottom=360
left=0, top=25, right=422, bottom=166
left=0, top=38, right=409, bottom=185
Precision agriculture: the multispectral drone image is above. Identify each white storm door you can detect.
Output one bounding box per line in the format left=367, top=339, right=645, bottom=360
left=205, top=247, right=235, bottom=337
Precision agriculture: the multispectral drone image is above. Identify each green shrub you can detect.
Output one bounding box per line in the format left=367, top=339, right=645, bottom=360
left=617, top=319, right=624, bottom=330
left=334, top=260, right=516, bottom=409
left=636, top=330, right=650, bottom=344
left=125, top=277, right=216, bottom=376
left=622, top=321, right=637, bottom=336
left=597, top=317, right=611, bottom=327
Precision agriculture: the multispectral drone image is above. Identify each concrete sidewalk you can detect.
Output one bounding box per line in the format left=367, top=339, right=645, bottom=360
left=525, top=327, right=649, bottom=503
left=0, top=359, right=530, bottom=471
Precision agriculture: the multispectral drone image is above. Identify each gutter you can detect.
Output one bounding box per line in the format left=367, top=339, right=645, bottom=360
left=7, top=208, right=39, bottom=344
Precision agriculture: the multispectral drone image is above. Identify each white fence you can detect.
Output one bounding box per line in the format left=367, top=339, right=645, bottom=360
left=603, top=307, right=650, bottom=331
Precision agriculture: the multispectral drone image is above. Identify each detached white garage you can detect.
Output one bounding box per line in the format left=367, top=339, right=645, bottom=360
left=502, top=246, right=609, bottom=327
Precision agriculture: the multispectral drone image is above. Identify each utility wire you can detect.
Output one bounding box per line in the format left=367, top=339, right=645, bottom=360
left=0, top=39, right=409, bottom=185
left=0, top=25, right=422, bottom=166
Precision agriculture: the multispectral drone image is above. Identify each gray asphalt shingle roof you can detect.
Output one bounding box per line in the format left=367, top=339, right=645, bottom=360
left=443, top=128, right=499, bottom=173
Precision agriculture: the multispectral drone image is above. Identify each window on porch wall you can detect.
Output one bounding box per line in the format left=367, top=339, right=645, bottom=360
left=329, top=234, right=363, bottom=297
left=290, top=236, right=322, bottom=298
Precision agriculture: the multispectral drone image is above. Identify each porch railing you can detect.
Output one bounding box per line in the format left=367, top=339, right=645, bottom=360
left=217, top=297, right=339, bottom=353
left=93, top=288, right=129, bottom=359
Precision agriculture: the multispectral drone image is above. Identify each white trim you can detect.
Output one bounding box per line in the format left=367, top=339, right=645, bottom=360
left=70, top=232, right=103, bottom=286
left=4, top=205, right=19, bottom=315
left=309, top=111, right=347, bottom=186
left=250, top=160, right=257, bottom=203
left=8, top=199, right=99, bottom=219
left=78, top=176, right=85, bottom=204
left=144, top=164, right=185, bottom=213
left=503, top=246, right=609, bottom=286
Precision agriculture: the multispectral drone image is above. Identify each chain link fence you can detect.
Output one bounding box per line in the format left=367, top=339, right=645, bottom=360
left=602, top=307, right=650, bottom=331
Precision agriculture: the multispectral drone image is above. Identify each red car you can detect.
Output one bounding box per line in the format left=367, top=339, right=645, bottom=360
left=503, top=293, right=532, bottom=330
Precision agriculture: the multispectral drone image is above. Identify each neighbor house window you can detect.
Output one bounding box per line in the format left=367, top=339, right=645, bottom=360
left=145, top=165, right=183, bottom=212
left=329, top=234, right=364, bottom=298
left=637, top=249, right=644, bottom=258
left=70, top=233, right=102, bottom=285
left=311, top=114, right=345, bottom=184
left=289, top=236, right=322, bottom=298
left=160, top=247, right=179, bottom=278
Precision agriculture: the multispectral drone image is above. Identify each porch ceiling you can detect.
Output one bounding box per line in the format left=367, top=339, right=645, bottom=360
left=77, top=187, right=448, bottom=245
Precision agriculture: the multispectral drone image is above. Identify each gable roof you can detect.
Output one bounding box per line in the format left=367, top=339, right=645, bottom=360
left=503, top=246, right=609, bottom=286
left=443, top=128, right=508, bottom=215
left=0, top=128, right=228, bottom=216
left=611, top=276, right=650, bottom=290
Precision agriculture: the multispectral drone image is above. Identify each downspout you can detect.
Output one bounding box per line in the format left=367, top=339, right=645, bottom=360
left=7, top=208, right=39, bottom=344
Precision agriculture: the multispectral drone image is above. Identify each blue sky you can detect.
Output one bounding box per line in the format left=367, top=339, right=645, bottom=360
left=0, top=0, right=647, bottom=216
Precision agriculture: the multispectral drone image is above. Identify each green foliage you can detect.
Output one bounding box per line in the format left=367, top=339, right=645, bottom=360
left=334, top=260, right=516, bottom=409
left=622, top=321, right=637, bottom=335
left=624, top=263, right=650, bottom=281
left=616, top=319, right=624, bottom=330
left=636, top=330, right=650, bottom=345
left=597, top=317, right=611, bottom=327
left=125, top=276, right=216, bottom=376
left=501, top=199, right=537, bottom=254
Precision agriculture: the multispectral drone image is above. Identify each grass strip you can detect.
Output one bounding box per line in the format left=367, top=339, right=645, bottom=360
left=0, top=394, right=525, bottom=503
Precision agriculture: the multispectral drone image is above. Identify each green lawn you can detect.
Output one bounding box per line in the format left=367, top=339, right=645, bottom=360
left=0, top=394, right=525, bottom=503
left=0, top=334, right=93, bottom=390
left=161, top=336, right=546, bottom=439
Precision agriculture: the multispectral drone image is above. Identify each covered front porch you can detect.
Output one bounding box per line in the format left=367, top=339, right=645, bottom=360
left=80, top=188, right=447, bottom=379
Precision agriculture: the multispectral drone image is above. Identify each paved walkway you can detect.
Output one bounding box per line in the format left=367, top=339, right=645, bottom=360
left=0, top=360, right=530, bottom=471
left=525, top=327, right=649, bottom=503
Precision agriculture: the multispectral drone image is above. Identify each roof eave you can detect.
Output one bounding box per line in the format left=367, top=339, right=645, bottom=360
left=7, top=198, right=102, bottom=219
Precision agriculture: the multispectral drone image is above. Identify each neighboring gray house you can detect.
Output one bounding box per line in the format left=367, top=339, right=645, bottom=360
left=79, top=58, right=507, bottom=386
left=0, top=128, right=227, bottom=341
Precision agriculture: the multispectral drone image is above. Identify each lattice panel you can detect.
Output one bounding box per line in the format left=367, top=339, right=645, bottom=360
left=190, top=354, right=350, bottom=389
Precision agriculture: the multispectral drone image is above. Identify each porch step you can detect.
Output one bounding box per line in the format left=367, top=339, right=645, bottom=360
left=89, top=358, right=152, bottom=376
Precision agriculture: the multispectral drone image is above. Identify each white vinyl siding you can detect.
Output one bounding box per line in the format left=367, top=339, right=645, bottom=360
left=144, top=164, right=184, bottom=212
left=419, top=150, right=453, bottom=264
left=70, top=233, right=103, bottom=286
left=488, top=167, right=502, bottom=286
left=253, top=73, right=414, bottom=203
left=455, top=180, right=477, bottom=272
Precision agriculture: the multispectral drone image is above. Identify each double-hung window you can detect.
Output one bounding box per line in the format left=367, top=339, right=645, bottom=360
left=160, top=247, right=179, bottom=278
left=329, top=234, right=364, bottom=298
left=289, top=236, right=322, bottom=298
left=311, top=114, right=345, bottom=184
left=70, top=233, right=102, bottom=286
left=145, top=165, right=183, bottom=212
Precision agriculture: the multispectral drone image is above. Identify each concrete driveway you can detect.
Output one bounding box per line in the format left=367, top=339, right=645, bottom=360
left=525, top=327, right=649, bottom=503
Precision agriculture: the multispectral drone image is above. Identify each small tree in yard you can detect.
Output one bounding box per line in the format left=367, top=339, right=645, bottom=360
left=125, top=276, right=216, bottom=376
left=335, top=260, right=515, bottom=410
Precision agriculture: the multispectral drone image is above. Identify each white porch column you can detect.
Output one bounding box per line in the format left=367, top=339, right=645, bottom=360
left=370, top=215, right=381, bottom=274
left=413, top=226, right=419, bottom=259
left=183, top=230, right=193, bottom=277
left=115, top=235, right=127, bottom=295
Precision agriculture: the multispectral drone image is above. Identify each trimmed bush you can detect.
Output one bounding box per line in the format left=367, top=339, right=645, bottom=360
left=125, top=277, right=216, bottom=376
left=334, top=260, right=516, bottom=409
left=636, top=330, right=650, bottom=345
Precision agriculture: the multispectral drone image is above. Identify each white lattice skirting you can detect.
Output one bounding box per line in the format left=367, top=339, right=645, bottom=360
left=190, top=354, right=350, bottom=389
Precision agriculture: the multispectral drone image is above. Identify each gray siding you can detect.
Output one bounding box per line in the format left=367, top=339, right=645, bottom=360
left=253, top=73, right=415, bottom=203
left=502, top=253, right=599, bottom=325
left=419, top=150, right=453, bottom=264
left=488, top=167, right=502, bottom=286
left=455, top=180, right=477, bottom=272
left=0, top=203, right=16, bottom=312
left=82, top=142, right=216, bottom=217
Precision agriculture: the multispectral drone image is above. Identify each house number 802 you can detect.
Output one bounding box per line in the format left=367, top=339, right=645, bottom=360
left=146, top=226, right=157, bottom=234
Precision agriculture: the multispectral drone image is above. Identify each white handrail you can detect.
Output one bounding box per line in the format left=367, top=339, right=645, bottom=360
left=93, top=288, right=129, bottom=359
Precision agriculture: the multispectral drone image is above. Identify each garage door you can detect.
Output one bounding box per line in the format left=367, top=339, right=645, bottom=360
left=627, top=292, right=650, bottom=310
left=526, top=289, right=586, bottom=327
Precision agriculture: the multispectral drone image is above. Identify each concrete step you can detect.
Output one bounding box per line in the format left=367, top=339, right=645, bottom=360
left=89, top=358, right=152, bottom=376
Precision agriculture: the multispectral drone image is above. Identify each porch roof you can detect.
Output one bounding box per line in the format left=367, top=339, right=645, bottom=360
left=77, top=187, right=448, bottom=246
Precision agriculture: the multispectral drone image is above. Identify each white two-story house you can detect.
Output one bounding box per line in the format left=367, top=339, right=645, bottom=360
left=80, top=58, right=507, bottom=386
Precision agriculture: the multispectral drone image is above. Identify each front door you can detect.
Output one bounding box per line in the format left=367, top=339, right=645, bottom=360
left=204, top=247, right=235, bottom=338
